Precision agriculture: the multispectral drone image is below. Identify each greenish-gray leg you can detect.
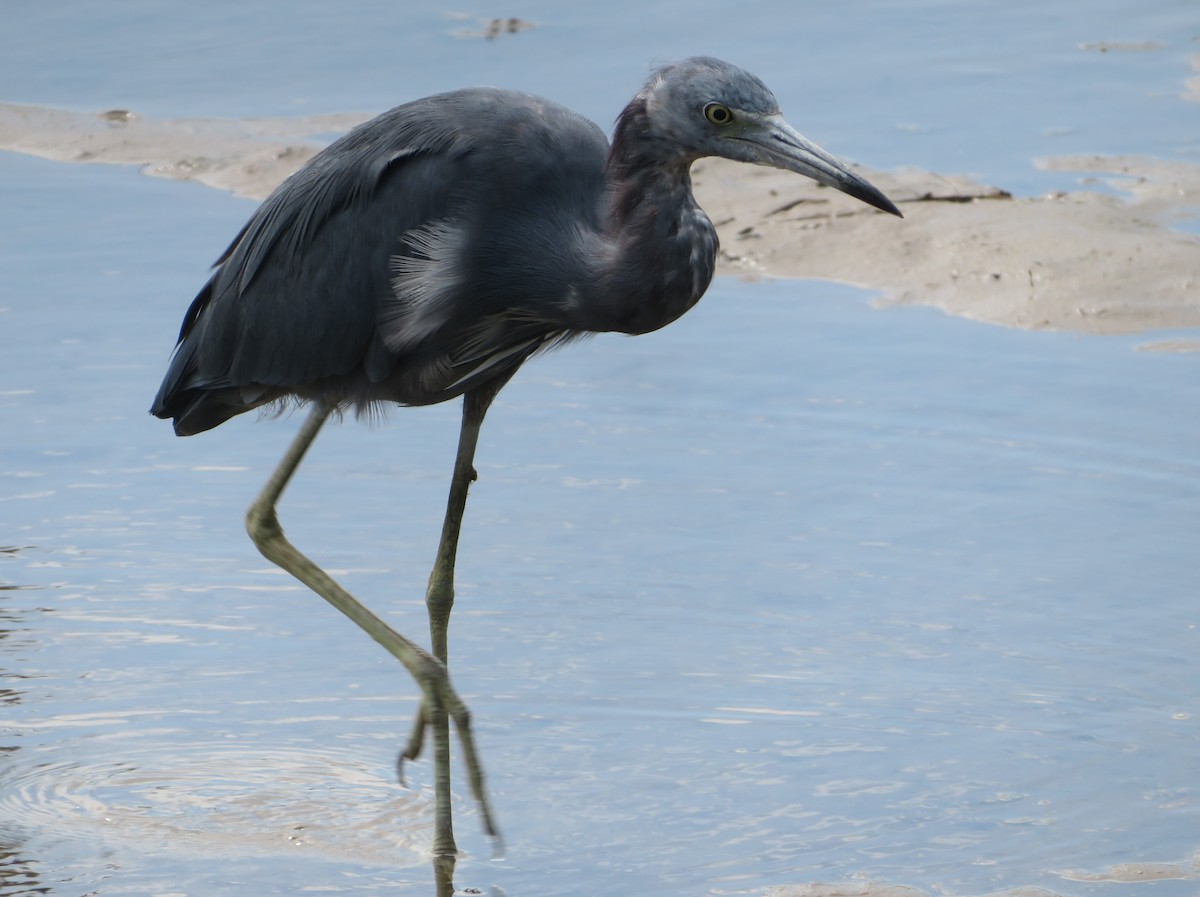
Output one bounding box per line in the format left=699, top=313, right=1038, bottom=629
left=244, top=402, right=498, bottom=856
left=398, top=386, right=504, bottom=856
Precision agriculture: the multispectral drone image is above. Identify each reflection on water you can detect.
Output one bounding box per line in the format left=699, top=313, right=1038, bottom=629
left=0, top=557, right=40, bottom=897
left=0, top=547, right=33, bottom=593
left=0, top=841, right=42, bottom=897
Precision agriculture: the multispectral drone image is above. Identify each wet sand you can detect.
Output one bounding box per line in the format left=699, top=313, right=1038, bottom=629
left=1, top=95, right=1197, bottom=346
left=697, top=154, right=1200, bottom=340
left=763, top=851, right=1200, bottom=897
left=762, top=848, right=1200, bottom=897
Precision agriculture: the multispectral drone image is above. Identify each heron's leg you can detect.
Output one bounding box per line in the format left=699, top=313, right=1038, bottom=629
left=244, top=402, right=499, bottom=856
left=398, top=384, right=505, bottom=839
left=428, top=387, right=500, bottom=657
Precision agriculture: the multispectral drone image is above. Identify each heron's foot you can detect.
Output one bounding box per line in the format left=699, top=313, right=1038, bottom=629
left=398, top=689, right=502, bottom=857
left=396, top=699, right=429, bottom=785
left=405, top=660, right=502, bottom=851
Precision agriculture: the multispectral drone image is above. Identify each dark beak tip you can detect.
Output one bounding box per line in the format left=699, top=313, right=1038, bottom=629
left=857, top=187, right=903, bottom=219
left=834, top=172, right=902, bottom=219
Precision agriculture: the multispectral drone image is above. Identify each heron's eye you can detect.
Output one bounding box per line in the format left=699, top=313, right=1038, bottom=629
left=704, top=103, right=734, bottom=126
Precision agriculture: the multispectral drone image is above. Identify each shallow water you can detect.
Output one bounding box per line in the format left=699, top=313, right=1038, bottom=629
left=3, top=3, right=1200, bottom=896
left=3, top=0, right=1198, bottom=192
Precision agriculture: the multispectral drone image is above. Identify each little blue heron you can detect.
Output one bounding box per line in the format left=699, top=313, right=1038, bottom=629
left=151, top=56, right=901, bottom=857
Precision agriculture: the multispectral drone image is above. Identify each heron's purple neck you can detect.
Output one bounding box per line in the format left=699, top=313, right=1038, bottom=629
left=586, top=96, right=718, bottom=335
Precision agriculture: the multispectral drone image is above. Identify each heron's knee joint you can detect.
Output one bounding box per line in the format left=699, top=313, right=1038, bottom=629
left=245, top=504, right=282, bottom=544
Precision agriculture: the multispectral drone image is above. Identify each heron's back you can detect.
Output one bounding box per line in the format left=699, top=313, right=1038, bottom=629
left=152, top=88, right=610, bottom=436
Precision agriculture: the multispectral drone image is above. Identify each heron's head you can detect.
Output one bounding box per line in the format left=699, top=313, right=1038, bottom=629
left=639, top=57, right=901, bottom=217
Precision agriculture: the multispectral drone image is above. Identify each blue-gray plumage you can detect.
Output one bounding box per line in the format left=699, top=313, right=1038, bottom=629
left=150, top=57, right=900, bottom=861
left=152, top=57, right=898, bottom=434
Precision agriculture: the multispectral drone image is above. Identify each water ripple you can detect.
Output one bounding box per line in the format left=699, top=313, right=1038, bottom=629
left=0, top=743, right=433, bottom=867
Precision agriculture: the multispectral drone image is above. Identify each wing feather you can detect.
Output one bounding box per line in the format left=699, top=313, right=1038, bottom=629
left=151, top=88, right=610, bottom=434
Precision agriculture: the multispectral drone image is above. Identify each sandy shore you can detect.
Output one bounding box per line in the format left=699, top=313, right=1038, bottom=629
left=3, top=98, right=1197, bottom=345
left=759, top=850, right=1200, bottom=896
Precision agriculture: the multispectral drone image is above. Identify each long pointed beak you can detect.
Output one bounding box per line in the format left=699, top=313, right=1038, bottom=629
left=748, top=114, right=902, bottom=217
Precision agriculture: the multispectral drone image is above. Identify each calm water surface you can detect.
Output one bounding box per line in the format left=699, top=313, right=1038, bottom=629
left=2, top=3, right=1199, bottom=896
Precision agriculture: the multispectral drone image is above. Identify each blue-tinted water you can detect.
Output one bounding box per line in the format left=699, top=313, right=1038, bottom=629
left=3, top=3, right=1199, bottom=896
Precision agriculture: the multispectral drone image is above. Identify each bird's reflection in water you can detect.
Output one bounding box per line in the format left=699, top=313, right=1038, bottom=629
left=431, top=852, right=508, bottom=897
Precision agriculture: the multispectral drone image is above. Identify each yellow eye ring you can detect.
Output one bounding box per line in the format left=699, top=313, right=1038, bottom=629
left=704, top=103, right=734, bottom=126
